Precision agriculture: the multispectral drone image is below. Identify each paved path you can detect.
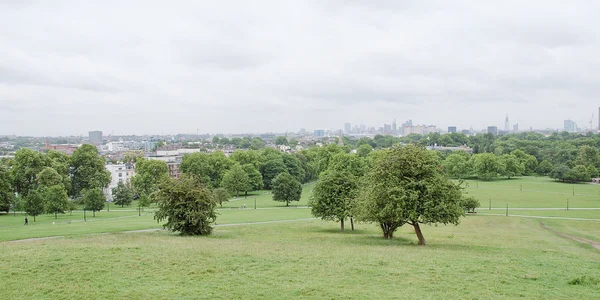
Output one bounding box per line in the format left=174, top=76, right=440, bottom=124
left=477, top=213, right=600, bottom=221
left=482, top=208, right=600, bottom=211
left=1, top=218, right=318, bottom=243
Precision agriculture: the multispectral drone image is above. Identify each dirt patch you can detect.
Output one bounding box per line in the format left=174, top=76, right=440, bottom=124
left=540, top=221, right=600, bottom=251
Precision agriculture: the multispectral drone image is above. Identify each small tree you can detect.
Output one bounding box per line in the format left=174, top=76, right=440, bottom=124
left=221, top=164, right=250, bottom=197
left=24, top=189, right=45, bottom=222
left=112, top=181, right=134, bottom=207
left=82, top=188, right=106, bottom=217
left=461, top=196, right=480, bottom=213
left=44, top=185, right=69, bottom=218
left=154, top=176, right=217, bottom=235
left=310, top=170, right=358, bottom=231
left=213, top=188, right=230, bottom=208
left=271, top=172, right=302, bottom=206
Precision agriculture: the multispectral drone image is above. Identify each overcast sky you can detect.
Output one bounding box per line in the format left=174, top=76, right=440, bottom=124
left=1, top=1, right=600, bottom=136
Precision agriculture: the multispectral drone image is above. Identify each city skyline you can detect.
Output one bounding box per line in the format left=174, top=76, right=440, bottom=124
left=2, top=1, right=600, bottom=136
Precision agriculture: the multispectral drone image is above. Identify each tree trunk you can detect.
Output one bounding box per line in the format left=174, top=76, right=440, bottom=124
left=413, top=223, right=426, bottom=246
left=34, top=215, right=36, bottom=222
left=340, top=218, right=344, bottom=231
left=93, top=210, right=96, bottom=217
left=380, top=222, right=395, bottom=239
left=286, top=201, right=289, bottom=207
left=236, top=190, right=239, bottom=197
left=219, top=201, right=222, bottom=208
left=55, top=212, right=57, bottom=219
left=350, top=217, right=354, bottom=231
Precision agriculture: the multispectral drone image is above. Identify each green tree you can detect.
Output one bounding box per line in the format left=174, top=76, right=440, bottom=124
left=551, top=165, right=571, bottom=182
left=112, top=181, right=134, bottom=207
left=327, top=153, right=366, bottom=178
left=0, top=163, right=13, bottom=213
left=586, top=165, right=599, bottom=178
left=282, top=153, right=305, bottom=183
left=24, top=189, right=45, bottom=222
left=250, top=137, right=265, bottom=150
left=537, top=160, right=553, bottom=175
left=154, top=175, right=217, bottom=235
left=310, top=170, right=358, bottom=231
left=132, top=159, right=169, bottom=208
left=213, top=188, right=230, bottom=208
left=180, top=152, right=212, bottom=185
left=472, top=153, right=501, bottom=180
left=499, top=154, right=525, bottom=179
left=44, top=185, right=69, bottom=218
left=207, top=151, right=234, bottom=188
left=229, top=150, right=262, bottom=169
left=356, top=144, right=372, bottom=158
left=82, top=188, right=106, bottom=217
left=70, top=144, right=110, bottom=197
left=354, top=145, right=464, bottom=245
left=221, top=164, right=250, bottom=197
left=271, top=173, right=302, bottom=206
left=37, top=167, right=63, bottom=187
left=443, top=153, right=471, bottom=179
left=275, top=136, right=288, bottom=145
left=11, top=148, right=49, bottom=196
left=242, top=164, right=263, bottom=192
left=461, top=196, right=480, bottom=213
left=576, top=146, right=599, bottom=167
left=260, top=159, right=288, bottom=189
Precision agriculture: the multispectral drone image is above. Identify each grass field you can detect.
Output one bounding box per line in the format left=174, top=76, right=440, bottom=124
left=1, top=177, right=599, bottom=299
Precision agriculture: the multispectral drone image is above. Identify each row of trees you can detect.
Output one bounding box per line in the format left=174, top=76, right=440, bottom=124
left=0, top=145, right=111, bottom=220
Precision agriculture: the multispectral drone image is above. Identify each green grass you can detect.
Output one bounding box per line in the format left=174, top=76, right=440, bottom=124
left=477, top=209, right=600, bottom=219
left=464, top=176, right=600, bottom=208
left=1, top=216, right=599, bottom=299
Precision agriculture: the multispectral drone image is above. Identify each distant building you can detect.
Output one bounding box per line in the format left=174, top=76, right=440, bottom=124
left=513, top=123, right=519, bottom=132
left=383, top=124, right=392, bottom=134
left=89, top=131, right=103, bottom=145
left=42, top=140, right=78, bottom=155
left=448, top=126, right=457, bottom=133
left=392, top=119, right=397, bottom=133
left=504, top=115, right=509, bottom=131
left=487, top=126, right=498, bottom=135
left=344, top=123, right=351, bottom=134
left=461, top=129, right=470, bottom=135
left=313, top=130, right=325, bottom=137
left=564, top=120, right=577, bottom=132
left=104, top=163, right=135, bottom=200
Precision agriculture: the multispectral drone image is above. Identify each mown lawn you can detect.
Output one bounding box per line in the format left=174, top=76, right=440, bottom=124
left=1, top=216, right=599, bottom=299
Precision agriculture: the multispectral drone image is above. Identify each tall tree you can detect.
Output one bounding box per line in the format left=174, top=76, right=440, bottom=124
left=0, top=163, right=13, bottom=213
left=443, top=153, right=471, bottom=179
left=310, top=170, right=359, bottom=231
left=327, top=153, right=366, bottom=178
left=154, top=175, right=217, bottom=235
left=242, top=164, right=263, bottom=192
left=499, top=154, right=525, bottom=179
left=132, top=159, right=169, bottom=208
left=472, top=153, right=501, bottom=180
left=207, top=151, right=234, bottom=188
left=44, top=185, right=69, bottom=219
left=221, top=164, right=250, bottom=197
left=24, top=189, right=44, bottom=222
left=271, top=172, right=302, bottom=206
left=37, top=167, right=63, bottom=187
left=275, top=136, right=289, bottom=146
left=356, top=144, right=373, bottom=158
left=70, top=144, right=110, bottom=197
left=180, top=152, right=212, bottom=186
left=354, top=145, right=464, bottom=245
left=229, top=150, right=262, bottom=169
left=212, top=188, right=230, bottom=208
left=82, top=188, right=106, bottom=217
left=260, top=159, right=288, bottom=189
left=112, top=181, right=134, bottom=207
left=282, top=153, right=305, bottom=183
left=11, top=148, right=49, bottom=196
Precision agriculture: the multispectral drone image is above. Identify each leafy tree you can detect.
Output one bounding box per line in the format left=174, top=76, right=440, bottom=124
left=551, top=165, right=571, bottom=182
left=442, top=153, right=471, bottom=179
left=472, top=153, right=501, bottom=180
left=221, top=164, right=250, bottom=197
left=37, top=167, right=63, bottom=187
left=576, top=146, right=599, bottom=167
left=44, top=185, right=69, bottom=218
left=260, top=159, right=287, bottom=189
left=70, top=144, right=110, bottom=197
left=180, top=152, right=212, bottom=185
left=310, top=170, right=358, bottom=231
left=207, top=151, right=234, bottom=188
left=242, top=164, right=263, bottom=192
left=537, top=160, right=553, bottom=175
left=354, top=145, right=464, bottom=245
left=282, top=153, right=305, bottom=183
left=24, top=189, right=45, bottom=222
left=250, top=137, right=265, bottom=150
left=499, top=154, right=525, bottom=179
left=275, top=136, right=288, bottom=146
left=289, top=138, right=299, bottom=147
left=11, top=148, right=49, bottom=196
left=0, top=164, right=12, bottom=213
left=511, top=150, right=538, bottom=175
left=154, top=175, right=217, bottom=235
left=356, top=144, right=372, bottom=158
left=461, top=196, right=480, bottom=213
left=82, top=188, right=106, bottom=217
left=213, top=188, right=230, bottom=207
left=271, top=172, right=302, bottom=206
left=112, top=181, right=134, bottom=207
left=132, top=159, right=169, bottom=208
left=586, top=165, right=599, bottom=178
left=229, top=150, right=262, bottom=169
left=327, top=153, right=366, bottom=178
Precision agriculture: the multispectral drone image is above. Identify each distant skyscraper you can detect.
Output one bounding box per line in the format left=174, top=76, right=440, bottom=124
left=448, top=126, right=457, bottom=133
left=313, top=130, right=325, bottom=137
left=564, top=120, right=576, bottom=132
left=461, top=129, right=470, bottom=135
left=504, top=114, right=509, bottom=131
left=89, top=131, right=103, bottom=145
left=392, top=119, right=397, bottom=133
left=513, top=123, right=519, bottom=132
left=487, top=126, right=498, bottom=135
left=344, top=122, right=351, bottom=134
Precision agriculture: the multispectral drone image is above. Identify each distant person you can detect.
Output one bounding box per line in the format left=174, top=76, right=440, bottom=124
left=24, top=217, right=28, bottom=225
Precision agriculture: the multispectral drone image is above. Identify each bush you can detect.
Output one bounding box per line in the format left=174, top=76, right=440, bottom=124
left=461, top=196, right=480, bottom=213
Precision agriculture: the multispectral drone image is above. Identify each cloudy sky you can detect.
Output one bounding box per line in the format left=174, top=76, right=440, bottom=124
left=1, top=0, right=599, bottom=136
